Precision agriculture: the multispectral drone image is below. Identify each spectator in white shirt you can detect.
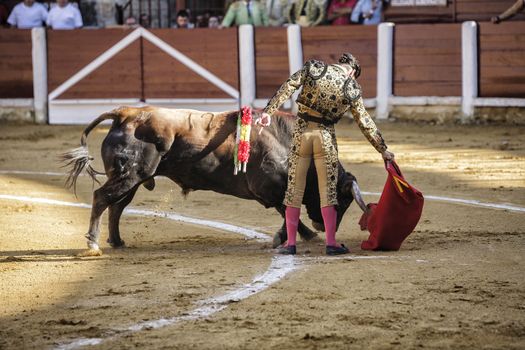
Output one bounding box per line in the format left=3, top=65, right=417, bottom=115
left=46, top=0, right=82, bottom=29
left=7, top=0, right=48, bottom=29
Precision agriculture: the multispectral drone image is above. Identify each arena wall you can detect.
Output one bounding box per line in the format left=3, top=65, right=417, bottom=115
left=47, top=29, right=142, bottom=99
left=302, top=26, right=378, bottom=99
left=0, top=22, right=524, bottom=124
left=254, top=27, right=289, bottom=99
left=394, top=23, right=462, bottom=97
left=478, top=22, right=525, bottom=98
left=0, top=30, right=35, bottom=122
left=0, top=29, right=33, bottom=98
left=142, top=28, right=239, bottom=99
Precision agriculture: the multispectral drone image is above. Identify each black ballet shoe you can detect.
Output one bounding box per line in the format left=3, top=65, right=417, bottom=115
left=278, top=245, right=296, bottom=255
left=326, top=244, right=349, bottom=256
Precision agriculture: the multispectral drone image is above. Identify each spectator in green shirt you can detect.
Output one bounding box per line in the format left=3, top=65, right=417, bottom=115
left=221, top=0, right=269, bottom=27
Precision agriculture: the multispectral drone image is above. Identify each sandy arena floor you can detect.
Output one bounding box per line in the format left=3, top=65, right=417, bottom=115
left=0, top=119, right=524, bottom=349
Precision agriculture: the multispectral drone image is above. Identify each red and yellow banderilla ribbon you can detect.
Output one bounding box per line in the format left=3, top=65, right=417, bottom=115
left=234, top=106, right=252, bottom=175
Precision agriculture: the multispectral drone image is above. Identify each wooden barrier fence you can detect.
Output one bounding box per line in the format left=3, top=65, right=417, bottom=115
left=0, top=22, right=524, bottom=123
left=394, top=23, right=462, bottom=97
left=302, top=26, right=378, bottom=99
left=47, top=29, right=142, bottom=99
left=0, top=29, right=33, bottom=98
left=478, top=21, right=525, bottom=98
left=143, top=28, right=238, bottom=99
left=47, top=28, right=239, bottom=100
left=254, top=27, right=289, bottom=99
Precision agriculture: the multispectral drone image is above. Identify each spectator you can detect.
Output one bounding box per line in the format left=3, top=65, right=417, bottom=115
left=139, top=13, right=150, bottom=27
left=351, top=0, right=382, bottom=25
left=124, top=15, right=137, bottom=27
left=7, top=0, right=48, bottom=29
left=200, top=11, right=212, bottom=27
left=221, top=0, right=269, bottom=27
left=195, top=14, right=206, bottom=27
left=266, top=0, right=291, bottom=26
left=46, top=0, right=82, bottom=29
left=173, top=9, right=194, bottom=28
left=286, top=0, right=326, bottom=27
left=208, top=15, right=220, bottom=28
left=327, top=0, right=356, bottom=25
left=224, top=0, right=235, bottom=12
left=492, top=0, right=524, bottom=23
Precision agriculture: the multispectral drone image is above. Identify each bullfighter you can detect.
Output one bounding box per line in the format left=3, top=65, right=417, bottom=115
left=256, top=53, right=395, bottom=255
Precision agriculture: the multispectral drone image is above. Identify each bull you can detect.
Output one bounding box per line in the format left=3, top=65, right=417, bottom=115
left=62, top=106, right=367, bottom=255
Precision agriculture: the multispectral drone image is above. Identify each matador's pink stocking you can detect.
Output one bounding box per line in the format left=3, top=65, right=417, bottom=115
left=321, top=205, right=338, bottom=246
left=285, top=206, right=300, bottom=246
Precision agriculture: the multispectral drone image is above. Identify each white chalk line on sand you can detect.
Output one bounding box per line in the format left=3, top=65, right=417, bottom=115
left=55, top=255, right=298, bottom=350
left=0, top=193, right=283, bottom=349
left=55, top=252, right=410, bottom=350
left=1, top=170, right=524, bottom=213
left=1, top=192, right=414, bottom=350
left=360, top=191, right=525, bottom=213
left=0, top=194, right=269, bottom=241
left=0, top=170, right=67, bottom=176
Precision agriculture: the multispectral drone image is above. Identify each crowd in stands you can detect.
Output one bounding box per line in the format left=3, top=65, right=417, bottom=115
left=190, top=0, right=385, bottom=28
left=0, top=0, right=383, bottom=29
left=2, top=0, right=82, bottom=28
left=1, top=0, right=522, bottom=29
left=126, top=0, right=384, bottom=29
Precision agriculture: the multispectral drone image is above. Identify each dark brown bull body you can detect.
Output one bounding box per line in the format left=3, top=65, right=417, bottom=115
left=63, top=106, right=363, bottom=255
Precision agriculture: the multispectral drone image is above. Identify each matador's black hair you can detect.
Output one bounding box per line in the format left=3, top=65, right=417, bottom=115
left=338, top=53, right=361, bottom=79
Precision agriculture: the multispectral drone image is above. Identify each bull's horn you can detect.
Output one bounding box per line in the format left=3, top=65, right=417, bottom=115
left=351, top=180, right=368, bottom=213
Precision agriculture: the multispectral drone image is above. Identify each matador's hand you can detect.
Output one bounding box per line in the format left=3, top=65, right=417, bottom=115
left=491, top=16, right=501, bottom=24
left=255, top=113, right=272, bottom=134
left=382, top=150, right=395, bottom=161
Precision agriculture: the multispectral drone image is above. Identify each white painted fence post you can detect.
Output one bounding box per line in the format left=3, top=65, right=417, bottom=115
left=239, top=25, right=256, bottom=107
left=376, top=22, right=394, bottom=120
left=287, top=24, right=303, bottom=114
left=462, top=21, right=478, bottom=121
left=31, top=27, right=47, bottom=124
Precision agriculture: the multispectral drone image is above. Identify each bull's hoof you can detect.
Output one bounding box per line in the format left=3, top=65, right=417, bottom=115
left=77, top=248, right=103, bottom=257
left=272, top=232, right=285, bottom=249
left=107, top=238, right=126, bottom=248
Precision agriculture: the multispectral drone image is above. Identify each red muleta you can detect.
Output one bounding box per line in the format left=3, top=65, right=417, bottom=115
left=359, top=161, right=424, bottom=251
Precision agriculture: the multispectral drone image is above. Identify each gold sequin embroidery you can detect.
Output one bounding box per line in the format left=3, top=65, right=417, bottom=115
left=284, top=118, right=308, bottom=206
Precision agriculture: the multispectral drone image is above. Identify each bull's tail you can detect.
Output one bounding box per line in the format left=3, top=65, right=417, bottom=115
left=61, top=111, right=119, bottom=194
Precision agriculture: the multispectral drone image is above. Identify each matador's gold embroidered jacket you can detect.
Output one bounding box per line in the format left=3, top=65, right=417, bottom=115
left=263, top=59, right=388, bottom=153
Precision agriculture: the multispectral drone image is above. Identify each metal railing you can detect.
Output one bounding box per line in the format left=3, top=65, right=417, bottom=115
left=116, top=0, right=171, bottom=28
